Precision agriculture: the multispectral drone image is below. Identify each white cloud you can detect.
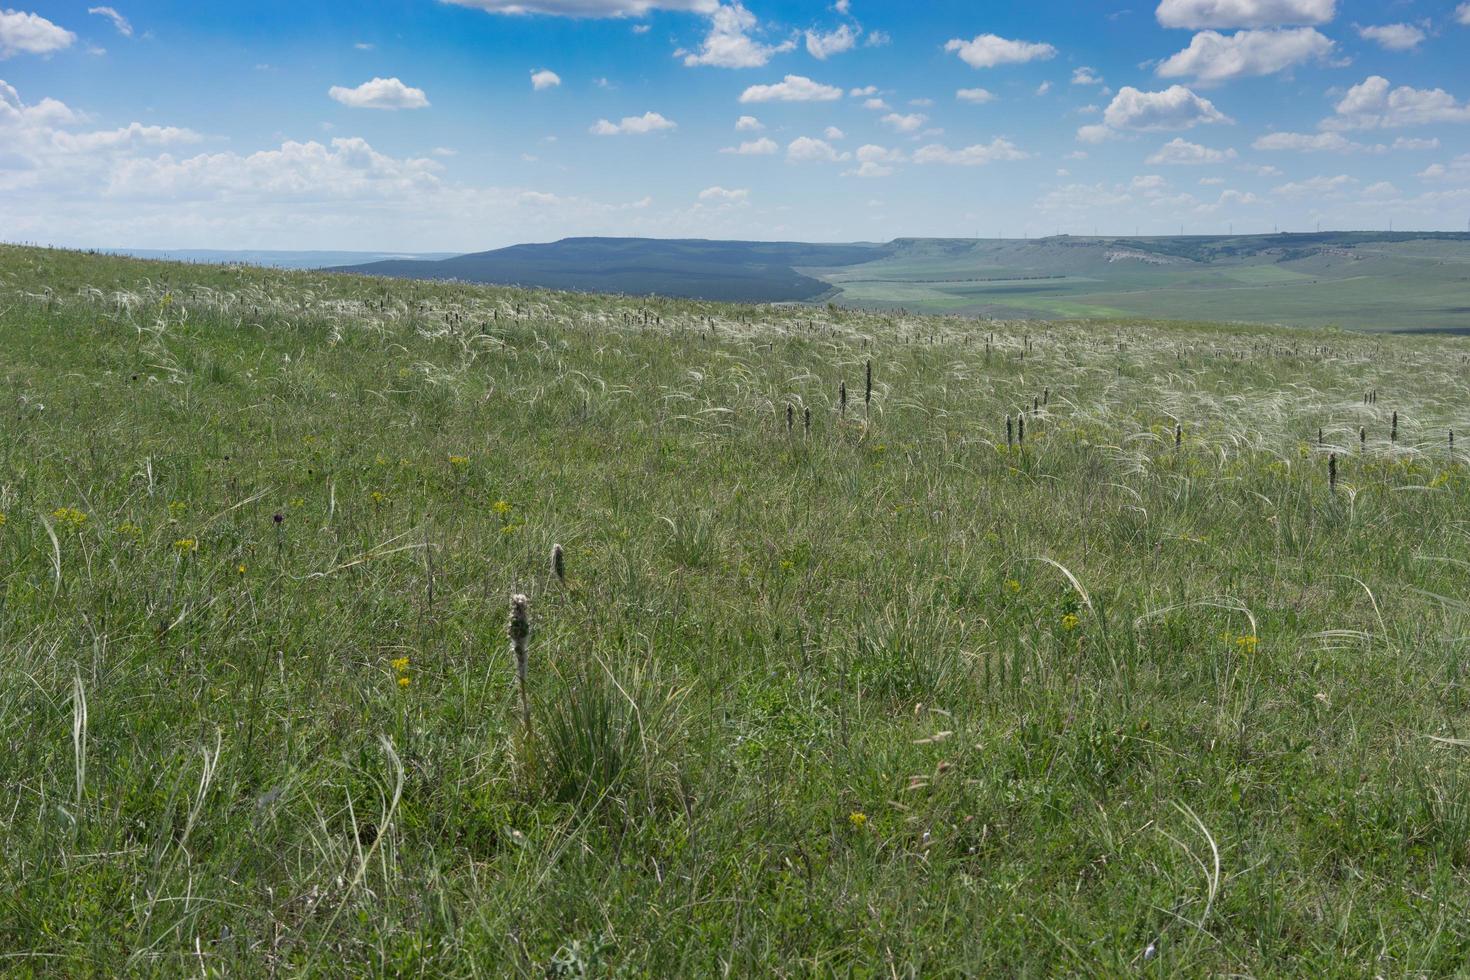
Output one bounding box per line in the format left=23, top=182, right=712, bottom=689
left=909, top=97, right=933, bottom=107
left=1155, top=0, right=1336, bottom=29
left=1082, top=84, right=1231, bottom=141
left=1157, top=27, right=1333, bottom=82
left=1355, top=23, right=1425, bottom=51
left=1036, top=81, right=1052, bottom=95
left=720, top=136, right=778, bottom=154
left=739, top=74, right=842, bottom=102
left=443, top=0, right=718, bottom=15
left=355, top=42, right=375, bottom=50
left=698, top=185, right=749, bottom=201
left=0, top=9, right=75, bottom=57
left=1252, top=130, right=1380, bottom=152
left=1271, top=173, right=1356, bottom=195
left=842, top=143, right=905, bottom=178
left=848, top=84, right=878, bottom=96
left=881, top=112, right=925, bottom=132
left=943, top=34, right=1057, bottom=69
left=805, top=24, right=858, bottom=59
left=956, top=87, right=996, bottom=104
left=1072, top=67, right=1104, bottom=85
left=1146, top=137, right=1238, bottom=163
left=1393, top=136, right=1439, bottom=150
left=735, top=114, right=763, bottom=130
left=87, top=6, right=132, bottom=37
left=681, top=4, right=795, bottom=68
left=1199, top=175, right=1226, bottom=184
left=105, top=137, right=444, bottom=202
left=786, top=136, right=849, bottom=162
left=1416, top=154, right=1470, bottom=182
left=862, top=97, right=889, bottom=110
left=824, top=125, right=845, bottom=139
left=328, top=77, right=430, bottom=110
left=531, top=69, right=562, bottom=90
left=1458, top=3, right=1470, bottom=26
left=590, top=110, right=676, bottom=134
left=1324, top=75, right=1470, bottom=130
left=433, top=147, right=457, bottom=157
left=865, top=29, right=890, bottom=47
left=913, top=138, right=1029, bottom=165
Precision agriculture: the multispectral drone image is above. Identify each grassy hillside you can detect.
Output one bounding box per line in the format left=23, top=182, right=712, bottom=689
left=815, top=233, right=1470, bottom=330
left=8, top=245, right=1470, bottom=974
left=334, top=237, right=888, bottom=303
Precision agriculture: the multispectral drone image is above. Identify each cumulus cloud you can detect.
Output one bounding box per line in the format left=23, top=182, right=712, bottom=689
left=442, top=0, right=718, bottom=15
left=1324, top=75, right=1470, bottom=130
left=956, top=87, right=996, bottom=103
left=720, top=136, right=777, bottom=154
left=1146, top=137, right=1237, bottom=163
left=862, top=97, right=889, bottom=110
left=1080, top=85, right=1231, bottom=141
left=1252, top=131, right=1379, bottom=152
left=881, top=112, right=925, bottom=132
left=1355, top=23, right=1425, bottom=51
left=698, top=185, right=749, bottom=201
left=943, top=34, right=1057, bottom=69
left=1458, top=3, right=1470, bottom=26
left=87, top=6, right=132, bottom=37
left=1157, top=28, right=1333, bottom=82
left=824, top=125, right=845, bottom=139
left=0, top=9, right=75, bottom=58
left=735, top=114, right=763, bottom=130
left=589, top=110, right=676, bottom=134
left=681, top=3, right=795, bottom=68
left=328, top=77, right=430, bottom=110
left=531, top=69, right=561, bottom=90
left=739, top=74, right=842, bottom=102
left=786, top=136, right=849, bottom=162
left=1072, top=67, right=1104, bottom=85
left=1271, top=173, right=1357, bottom=196
left=1417, top=154, right=1470, bottom=181
left=1155, top=0, right=1335, bottom=29
left=805, top=24, right=858, bottom=59
left=842, top=143, right=905, bottom=177
left=913, top=138, right=1029, bottom=165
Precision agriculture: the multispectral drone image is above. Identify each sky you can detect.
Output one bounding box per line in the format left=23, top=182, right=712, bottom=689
left=3, top=0, right=1470, bottom=251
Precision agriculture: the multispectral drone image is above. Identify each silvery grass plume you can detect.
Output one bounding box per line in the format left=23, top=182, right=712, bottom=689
left=551, top=543, right=565, bottom=585
left=509, top=594, right=532, bottom=730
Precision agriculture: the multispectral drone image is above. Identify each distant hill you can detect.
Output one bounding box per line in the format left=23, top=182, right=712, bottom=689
left=325, top=231, right=1470, bottom=331
left=330, top=237, right=890, bottom=302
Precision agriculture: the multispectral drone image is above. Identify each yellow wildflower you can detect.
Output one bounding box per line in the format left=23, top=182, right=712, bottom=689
left=52, top=507, right=88, bottom=529
left=391, top=656, right=410, bottom=673
left=237, top=564, right=247, bottom=575
left=492, top=499, right=512, bottom=516
left=1005, top=579, right=1021, bottom=594
left=449, top=455, right=470, bottom=467
left=1236, top=635, right=1259, bottom=654
left=848, top=811, right=867, bottom=828
left=1061, top=613, right=1080, bottom=631
left=0, top=513, right=6, bottom=527
left=173, top=538, right=198, bottom=554
left=168, top=501, right=187, bottom=518
left=397, top=676, right=411, bottom=689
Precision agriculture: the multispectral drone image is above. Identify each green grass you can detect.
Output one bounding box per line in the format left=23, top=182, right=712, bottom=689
left=814, top=236, right=1470, bottom=329
left=6, top=244, right=1470, bottom=974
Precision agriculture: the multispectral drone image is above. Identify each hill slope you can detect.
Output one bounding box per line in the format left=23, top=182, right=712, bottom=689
left=815, top=232, right=1470, bottom=331
left=332, top=237, right=889, bottom=302
left=333, top=232, right=1470, bottom=330
left=8, top=245, right=1470, bottom=973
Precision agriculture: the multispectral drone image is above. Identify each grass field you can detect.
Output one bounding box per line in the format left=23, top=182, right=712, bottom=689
left=813, top=235, right=1470, bottom=331
left=7, top=245, right=1470, bottom=974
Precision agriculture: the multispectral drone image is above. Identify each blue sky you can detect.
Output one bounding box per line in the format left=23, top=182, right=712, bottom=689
left=3, top=0, right=1470, bottom=249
